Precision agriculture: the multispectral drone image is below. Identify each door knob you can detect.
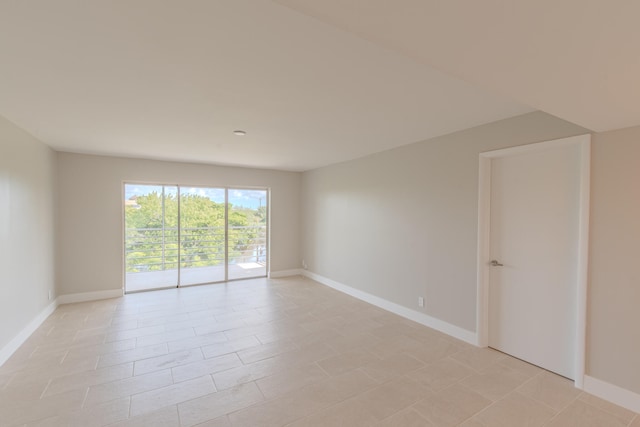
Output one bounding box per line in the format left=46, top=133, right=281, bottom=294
left=490, top=260, right=504, bottom=267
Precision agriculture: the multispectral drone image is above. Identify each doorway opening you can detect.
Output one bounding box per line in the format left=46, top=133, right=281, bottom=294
left=123, top=184, right=268, bottom=293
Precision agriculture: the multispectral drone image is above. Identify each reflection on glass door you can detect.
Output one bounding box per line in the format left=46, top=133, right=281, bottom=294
left=179, top=187, right=226, bottom=286
left=124, top=183, right=268, bottom=292
left=124, top=184, right=178, bottom=292
left=228, top=189, right=268, bottom=280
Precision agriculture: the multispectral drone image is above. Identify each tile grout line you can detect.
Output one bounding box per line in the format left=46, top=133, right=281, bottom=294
left=127, top=393, right=132, bottom=419
left=541, top=390, right=584, bottom=426
left=59, top=349, right=70, bottom=365
left=577, top=394, right=638, bottom=426
left=510, top=369, right=569, bottom=416
left=461, top=377, right=511, bottom=423
left=80, top=386, right=90, bottom=410
left=39, top=377, right=54, bottom=400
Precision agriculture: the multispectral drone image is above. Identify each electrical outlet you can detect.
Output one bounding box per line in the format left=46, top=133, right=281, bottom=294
left=302, top=259, right=308, bottom=270
left=418, top=296, right=424, bottom=308
left=48, top=290, right=53, bottom=301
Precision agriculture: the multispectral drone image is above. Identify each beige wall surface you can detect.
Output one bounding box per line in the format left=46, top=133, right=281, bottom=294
left=301, top=111, right=587, bottom=332
left=589, top=127, right=640, bottom=394
left=0, top=116, right=57, bottom=351
left=56, top=153, right=301, bottom=295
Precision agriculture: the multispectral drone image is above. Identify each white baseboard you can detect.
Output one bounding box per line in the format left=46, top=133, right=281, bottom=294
left=301, top=270, right=477, bottom=345
left=0, top=288, right=124, bottom=367
left=583, top=375, right=640, bottom=413
left=269, top=269, right=303, bottom=278
left=57, top=289, right=124, bottom=305
left=0, top=299, right=59, bottom=366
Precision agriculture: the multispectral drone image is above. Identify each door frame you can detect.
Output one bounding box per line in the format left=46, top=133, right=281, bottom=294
left=475, top=134, right=591, bottom=388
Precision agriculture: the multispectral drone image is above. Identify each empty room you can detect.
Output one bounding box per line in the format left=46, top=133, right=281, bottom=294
left=1, top=1, right=639, bottom=426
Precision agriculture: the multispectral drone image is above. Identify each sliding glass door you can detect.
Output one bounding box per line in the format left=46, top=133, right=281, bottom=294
left=228, top=189, right=268, bottom=280
left=124, top=183, right=268, bottom=292
left=179, top=187, right=226, bottom=286
left=124, top=185, right=179, bottom=292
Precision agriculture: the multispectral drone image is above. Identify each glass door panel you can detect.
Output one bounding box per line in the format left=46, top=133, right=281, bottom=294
left=227, top=189, right=268, bottom=280
left=124, top=184, right=179, bottom=292
left=179, top=187, right=226, bottom=286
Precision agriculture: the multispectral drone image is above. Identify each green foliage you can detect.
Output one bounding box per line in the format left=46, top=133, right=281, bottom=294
left=125, top=192, right=266, bottom=273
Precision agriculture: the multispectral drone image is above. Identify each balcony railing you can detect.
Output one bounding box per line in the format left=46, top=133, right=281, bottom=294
left=125, top=225, right=267, bottom=273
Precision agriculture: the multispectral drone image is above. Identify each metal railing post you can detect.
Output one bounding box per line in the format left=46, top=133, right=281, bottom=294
left=161, top=186, right=166, bottom=271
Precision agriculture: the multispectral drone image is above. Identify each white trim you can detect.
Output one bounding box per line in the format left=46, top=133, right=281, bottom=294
left=57, top=289, right=124, bottom=305
left=476, top=155, right=491, bottom=347
left=0, top=300, right=59, bottom=366
left=476, top=134, right=591, bottom=384
left=574, top=140, right=591, bottom=389
left=269, top=269, right=303, bottom=278
left=479, top=135, right=589, bottom=158
left=302, top=270, right=477, bottom=345
left=583, top=375, right=640, bottom=414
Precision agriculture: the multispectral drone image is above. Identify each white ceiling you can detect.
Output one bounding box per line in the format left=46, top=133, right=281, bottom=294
left=1, top=1, right=636, bottom=172
left=276, top=0, right=640, bottom=133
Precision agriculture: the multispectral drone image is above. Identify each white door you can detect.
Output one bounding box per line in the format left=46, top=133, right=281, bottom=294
left=488, top=142, right=582, bottom=379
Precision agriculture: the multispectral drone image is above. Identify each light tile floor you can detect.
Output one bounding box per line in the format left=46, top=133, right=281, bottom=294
left=0, top=276, right=637, bottom=426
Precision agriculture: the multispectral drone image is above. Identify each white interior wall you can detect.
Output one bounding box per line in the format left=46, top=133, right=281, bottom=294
left=301, top=111, right=587, bottom=332
left=0, top=116, right=57, bottom=356
left=56, top=153, right=301, bottom=296
left=589, top=127, right=640, bottom=395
